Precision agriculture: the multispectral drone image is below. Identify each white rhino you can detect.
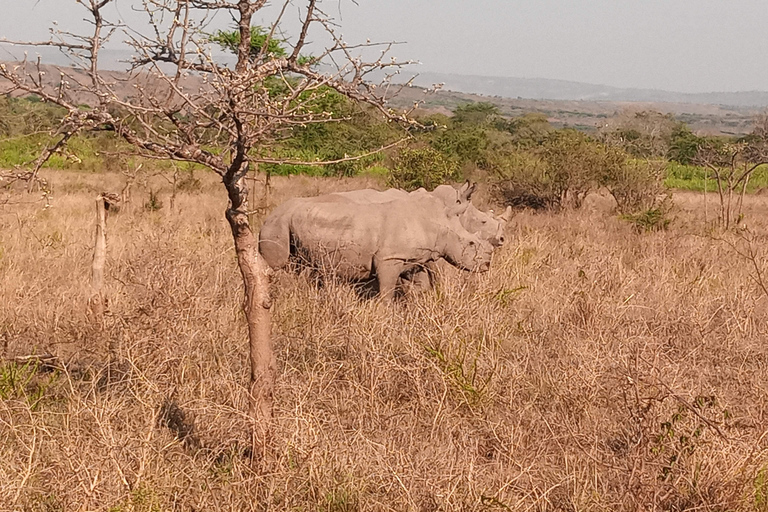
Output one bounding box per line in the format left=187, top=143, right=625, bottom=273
left=258, top=194, right=493, bottom=301
left=330, top=181, right=512, bottom=247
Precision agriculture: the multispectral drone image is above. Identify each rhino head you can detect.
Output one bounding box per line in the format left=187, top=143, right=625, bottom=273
left=435, top=182, right=513, bottom=248
left=438, top=202, right=494, bottom=272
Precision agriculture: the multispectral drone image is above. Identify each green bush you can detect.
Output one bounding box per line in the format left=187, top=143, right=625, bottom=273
left=542, top=130, right=625, bottom=208
left=602, top=159, right=669, bottom=214
left=388, top=147, right=459, bottom=191
left=489, top=130, right=624, bottom=210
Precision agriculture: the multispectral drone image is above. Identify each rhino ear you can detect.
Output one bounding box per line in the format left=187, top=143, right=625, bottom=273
left=498, top=206, right=513, bottom=222
left=458, top=180, right=477, bottom=203
left=446, top=201, right=470, bottom=217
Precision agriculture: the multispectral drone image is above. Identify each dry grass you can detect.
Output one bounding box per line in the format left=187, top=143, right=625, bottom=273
left=1, top=171, right=768, bottom=511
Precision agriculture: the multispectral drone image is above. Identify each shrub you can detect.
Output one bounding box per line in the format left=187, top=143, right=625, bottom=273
left=602, top=159, right=669, bottom=214
left=542, top=130, right=624, bottom=208
left=388, top=147, right=459, bottom=191
left=600, top=159, right=673, bottom=231
left=487, top=151, right=558, bottom=209
left=488, top=130, right=625, bottom=210
left=599, top=110, right=680, bottom=159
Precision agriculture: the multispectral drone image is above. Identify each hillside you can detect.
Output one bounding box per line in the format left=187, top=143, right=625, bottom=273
left=1, top=59, right=762, bottom=136
left=389, top=83, right=762, bottom=136
left=407, top=71, right=768, bottom=108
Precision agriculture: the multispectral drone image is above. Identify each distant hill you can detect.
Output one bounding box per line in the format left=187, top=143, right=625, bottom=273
left=407, top=72, right=768, bottom=108
left=1, top=54, right=763, bottom=136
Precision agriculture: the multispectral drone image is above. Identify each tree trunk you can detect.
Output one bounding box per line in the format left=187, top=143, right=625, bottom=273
left=224, top=175, right=274, bottom=457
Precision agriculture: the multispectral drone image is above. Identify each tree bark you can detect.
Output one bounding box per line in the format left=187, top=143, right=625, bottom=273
left=224, top=175, right=274, bottom=456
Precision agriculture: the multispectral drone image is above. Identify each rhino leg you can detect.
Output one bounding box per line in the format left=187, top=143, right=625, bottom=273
left=375, top=257, right=404, bottom=302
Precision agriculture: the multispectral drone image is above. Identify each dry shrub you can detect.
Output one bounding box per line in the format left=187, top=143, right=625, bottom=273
left=0, top=171, right=767, bottom=511
left=603, top=159, right=673, bottom=232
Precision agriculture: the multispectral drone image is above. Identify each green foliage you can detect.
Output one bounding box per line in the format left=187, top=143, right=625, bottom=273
left=0, top=96, right=67, bottom=137
left=668, top=125, right=707, bottom=165
left=755, top=467, right=768, bottom=512
left=322, top=485, right=359, bottom=512
left=602, top=158, right=673, bottom=231
left=209, top=26, right=287, bottom=60
left=451, top=102, right=500, bottom=126
left=0, top=360, right=57, bottom=410
left=425, top=336, right=494, bottom=408
left=108, top=484, right=162, bottom=512
left=488, top=129, right=676, bottom=216
left=425, top=105, right=553, bottom=173
left=487, top=151, right=557, bottom=209
left=649, top=396, right=724, bottom=495
left=144, top=190, right=164, bottom=212
left=490, top=129, right=621, bottom=209
left=498, top=112, right=553, bottom=147
left=430, top=125, right=488, bottom=167
left=541, top=129, right=625, bottom=208
left=388, top=147, right=459, bottom=191
left=620, top=203, right=672, bottom=232
left=659, top=161, right=768, bottom=193
left=263, top=87, right=398, bottom=176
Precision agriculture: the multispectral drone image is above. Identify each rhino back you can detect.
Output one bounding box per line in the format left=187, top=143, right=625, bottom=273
left=289, top=198, right=444, bottom=278
left=331, top=188, right=408, bottom=204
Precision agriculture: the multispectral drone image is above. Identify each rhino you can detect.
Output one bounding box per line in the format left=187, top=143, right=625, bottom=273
left=326, top=182, right=511, bottom=292
left=330, top=181, right=512, bottom=247
left=258, top=194, right=493, bottom=301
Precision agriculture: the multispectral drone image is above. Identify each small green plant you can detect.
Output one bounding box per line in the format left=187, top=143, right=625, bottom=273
left=144, top=189, right=164, bottom=212
left=755, top=467, right=768, bottom=511
left=322, top=486, right=359, bottom=512
left=620, top=203, right=672, bottom=232
left=425, top=337, right=494, bottom=407
left=650, top=395, right=720, bottom=484
left=0, top=360, right=56, bottom=410
left=108, top=485, right=162, bottom=512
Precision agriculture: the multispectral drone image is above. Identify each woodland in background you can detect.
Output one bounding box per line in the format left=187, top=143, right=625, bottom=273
left=4, top=93, right=768, bottom=227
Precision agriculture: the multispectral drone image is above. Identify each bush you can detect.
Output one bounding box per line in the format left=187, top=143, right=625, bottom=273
left=542, top=130, right=624, bottom=208
left=602, top=159, right=669, bottom=214
left=487, top=152, right=558, bottom=209
left=388, top=147, right=459, bottom=191
left=600, top=159, right=673, bottom=231
left=488, top=130, right=624, bottom=210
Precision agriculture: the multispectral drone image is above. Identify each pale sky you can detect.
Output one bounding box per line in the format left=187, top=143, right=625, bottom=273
left=0, top=0, right=766, bottom=94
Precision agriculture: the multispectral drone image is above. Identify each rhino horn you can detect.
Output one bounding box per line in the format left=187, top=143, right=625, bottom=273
left=457, top=180, right=477, bottom=203
left=497, top=206, right=513, bottom=222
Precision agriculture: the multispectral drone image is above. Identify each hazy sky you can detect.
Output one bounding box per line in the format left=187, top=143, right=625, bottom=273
left=0, top=0, right=766, bottom=93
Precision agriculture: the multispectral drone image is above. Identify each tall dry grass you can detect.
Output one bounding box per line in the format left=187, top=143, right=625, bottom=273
left=1, top=171, right=767, bottom=511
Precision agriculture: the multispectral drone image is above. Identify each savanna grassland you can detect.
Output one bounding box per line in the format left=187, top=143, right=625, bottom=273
left=1, top=169, right=768, bottom=511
